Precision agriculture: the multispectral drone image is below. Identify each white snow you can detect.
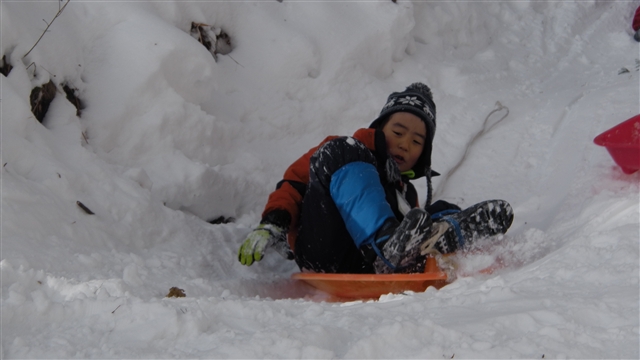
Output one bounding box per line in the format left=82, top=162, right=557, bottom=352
left=2, top=1, right=639, bottom=358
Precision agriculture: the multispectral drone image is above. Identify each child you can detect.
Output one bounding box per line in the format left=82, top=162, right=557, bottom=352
left=238, top=83, right=513, bottom=274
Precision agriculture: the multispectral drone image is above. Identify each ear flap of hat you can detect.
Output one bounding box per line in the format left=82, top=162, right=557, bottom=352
left=413, top=139, right=432, bottom=179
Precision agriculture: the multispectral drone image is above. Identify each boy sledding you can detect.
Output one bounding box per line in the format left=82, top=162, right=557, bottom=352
left=239, top=83, right=514, bottom=276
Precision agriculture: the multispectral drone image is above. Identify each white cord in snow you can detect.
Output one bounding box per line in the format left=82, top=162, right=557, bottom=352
left=434, top=101, right=510, bottom=198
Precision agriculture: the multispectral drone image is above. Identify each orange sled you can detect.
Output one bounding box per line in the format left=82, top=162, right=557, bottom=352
left=291, top=256, right=448, bottom=301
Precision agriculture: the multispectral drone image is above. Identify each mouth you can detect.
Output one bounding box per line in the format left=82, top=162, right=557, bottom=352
left=392, top=154, right=405, bottom=165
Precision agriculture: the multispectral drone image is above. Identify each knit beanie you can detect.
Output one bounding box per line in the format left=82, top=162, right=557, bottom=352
left=369, top=82, right=437, bottom=180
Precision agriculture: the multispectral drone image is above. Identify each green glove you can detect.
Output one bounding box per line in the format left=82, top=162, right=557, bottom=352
left=238, top=223, right=292, bottom=266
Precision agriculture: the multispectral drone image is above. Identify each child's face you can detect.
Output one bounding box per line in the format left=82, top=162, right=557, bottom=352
left=381, top=112, right=427, bottom=173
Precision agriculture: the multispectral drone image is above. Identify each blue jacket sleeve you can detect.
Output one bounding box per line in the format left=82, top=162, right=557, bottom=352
left=329, top=161, right=395, bottom=248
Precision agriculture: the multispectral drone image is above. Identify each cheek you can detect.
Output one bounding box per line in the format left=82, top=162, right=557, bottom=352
left=385, top=138, right=394, bottom=151
left=410, top=146, right=423, bottom=162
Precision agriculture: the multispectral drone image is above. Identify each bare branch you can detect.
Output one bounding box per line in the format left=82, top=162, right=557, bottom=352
left=76, top=201, right=94, bottom=215
left=227, top=54, right=243, bottom=67
left=23, top=0, right=71, bottom=59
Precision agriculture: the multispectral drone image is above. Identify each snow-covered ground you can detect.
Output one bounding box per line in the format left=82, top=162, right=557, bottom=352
left=2, top=0, right=639, bottom=358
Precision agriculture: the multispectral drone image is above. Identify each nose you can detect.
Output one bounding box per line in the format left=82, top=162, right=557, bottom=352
left=398, top=137, right=409, bottom=151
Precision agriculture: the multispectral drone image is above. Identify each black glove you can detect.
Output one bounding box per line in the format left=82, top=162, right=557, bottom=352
left=373, top=129, right=401, bottom=183
left=426, top=200, right=461, bottom=215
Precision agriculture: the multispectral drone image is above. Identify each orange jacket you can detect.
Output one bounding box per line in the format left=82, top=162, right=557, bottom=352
left=262, top=128, right=419, bottom=250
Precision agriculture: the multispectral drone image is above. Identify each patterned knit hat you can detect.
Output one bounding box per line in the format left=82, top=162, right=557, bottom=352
left=369, top=82, right=437, bottom=180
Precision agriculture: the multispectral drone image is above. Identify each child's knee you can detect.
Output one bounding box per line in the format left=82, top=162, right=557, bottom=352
left=309, top=136, right=377, bottom=185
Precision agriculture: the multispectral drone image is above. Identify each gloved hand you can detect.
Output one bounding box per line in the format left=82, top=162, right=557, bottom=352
left=426, top=200, right=461, bottom=215
left=373, top=129, right=401, bottom=183
left=383, top=153, right=401, bottom=183
left=238, top=222, right=292, bottom=266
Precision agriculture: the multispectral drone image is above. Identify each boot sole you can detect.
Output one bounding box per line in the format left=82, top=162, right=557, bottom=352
left=436, top=200, right=514, bottom=253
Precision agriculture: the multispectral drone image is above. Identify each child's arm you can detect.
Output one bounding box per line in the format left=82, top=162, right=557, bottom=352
left=238, top=136, right=338, bottom=266
left=262, top=136, right=338, bottom=237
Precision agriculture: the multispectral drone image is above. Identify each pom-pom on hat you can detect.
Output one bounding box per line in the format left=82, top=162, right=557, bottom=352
left=369, top=82, right=437, bottom=180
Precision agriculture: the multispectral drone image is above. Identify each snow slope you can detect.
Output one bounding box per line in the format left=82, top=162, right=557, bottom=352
left=1, top=0, right=639, bottom=358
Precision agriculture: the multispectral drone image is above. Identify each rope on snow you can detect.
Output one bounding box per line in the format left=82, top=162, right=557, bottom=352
left=434, top=101, right=510, bottom=199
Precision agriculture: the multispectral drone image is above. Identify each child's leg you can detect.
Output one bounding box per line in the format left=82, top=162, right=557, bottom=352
left=388, top=200, right=514, bottom=273
left=431, top=199, right=514, bottom=254
left=294, top=136, right=391, bottom=274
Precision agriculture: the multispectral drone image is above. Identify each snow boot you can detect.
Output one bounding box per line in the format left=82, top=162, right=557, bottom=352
left=371, top=208, right=433, bottom=274
left=428, top=199, right=514, bottom=254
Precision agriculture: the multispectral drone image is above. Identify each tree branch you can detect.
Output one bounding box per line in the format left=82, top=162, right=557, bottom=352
left=23, top=0, right=71, bottom=59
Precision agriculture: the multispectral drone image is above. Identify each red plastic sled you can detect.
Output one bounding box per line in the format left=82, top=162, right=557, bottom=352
left=594, top=115, right=640, bottom=174
left=291, top=257, right=448, bottom=301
